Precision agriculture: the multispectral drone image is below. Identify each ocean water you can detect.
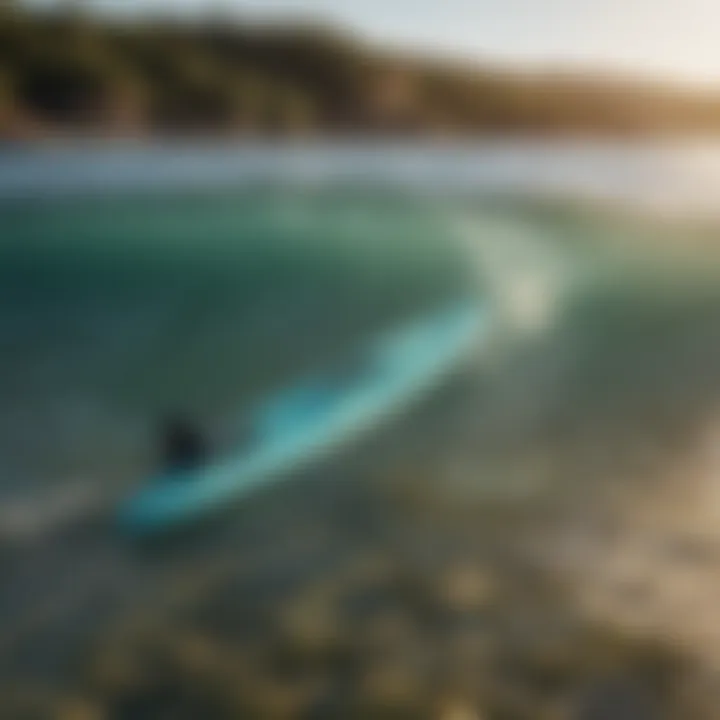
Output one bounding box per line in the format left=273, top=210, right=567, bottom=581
left=4, top=142, right=720, bottom=715
left=0, top=188, right=472, bottom=499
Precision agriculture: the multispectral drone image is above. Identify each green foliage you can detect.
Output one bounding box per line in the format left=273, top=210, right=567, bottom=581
left=2, top=4, right=720, bottom=136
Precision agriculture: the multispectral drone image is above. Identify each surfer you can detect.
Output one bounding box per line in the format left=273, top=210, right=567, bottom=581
left=161, top=414, right=209, bottom=473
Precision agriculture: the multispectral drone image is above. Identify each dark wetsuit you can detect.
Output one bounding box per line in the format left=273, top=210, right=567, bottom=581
left=162, top=418, right=208, bottom=473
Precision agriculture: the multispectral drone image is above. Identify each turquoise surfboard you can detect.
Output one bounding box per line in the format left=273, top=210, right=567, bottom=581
left=118, top=301, right=488, bottom=535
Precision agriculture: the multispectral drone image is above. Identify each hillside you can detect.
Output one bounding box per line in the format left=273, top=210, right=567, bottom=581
left=2, top=3, right=720, bottom=138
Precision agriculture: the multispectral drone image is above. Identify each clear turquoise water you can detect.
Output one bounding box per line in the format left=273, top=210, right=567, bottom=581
left=0, top=187, right=475, bottom=497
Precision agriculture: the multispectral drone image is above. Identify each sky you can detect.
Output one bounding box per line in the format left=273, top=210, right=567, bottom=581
left=23, top=0, right=720, bottom=86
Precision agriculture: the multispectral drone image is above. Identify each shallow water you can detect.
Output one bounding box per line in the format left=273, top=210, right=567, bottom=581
left=4, top=142, right=720, bottom=717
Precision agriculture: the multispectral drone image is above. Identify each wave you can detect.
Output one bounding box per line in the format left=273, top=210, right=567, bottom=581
left=2, top=141, right=720, bottom=219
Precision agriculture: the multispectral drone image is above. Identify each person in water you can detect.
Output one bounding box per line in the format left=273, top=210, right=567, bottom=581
left=162, top=415, right=209, bottom=472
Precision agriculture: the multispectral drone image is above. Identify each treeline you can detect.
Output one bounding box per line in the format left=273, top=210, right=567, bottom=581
left=2, top=2, right=720, bottom=138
